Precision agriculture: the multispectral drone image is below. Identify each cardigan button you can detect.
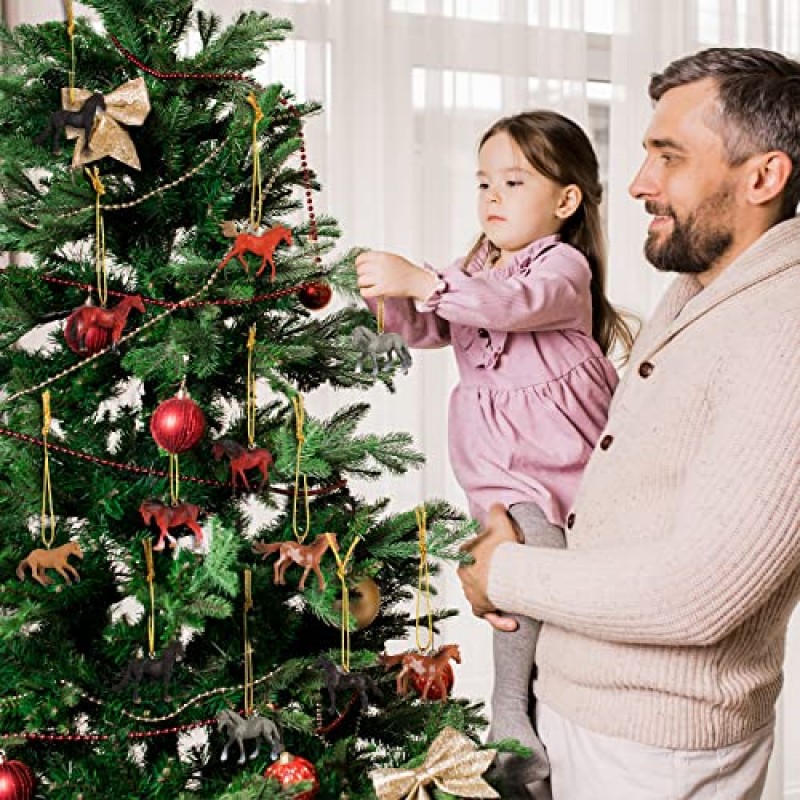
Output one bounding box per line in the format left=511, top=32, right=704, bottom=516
left=599, top=434, right=613, bottom=450
left=638, top=361, right=655, bottom=378
left=478, top=328, right=489, bottom=338
left=566, top=513, right=576, bottom=529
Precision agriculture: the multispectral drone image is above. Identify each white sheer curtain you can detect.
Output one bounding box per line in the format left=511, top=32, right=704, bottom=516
left=5, top=1, right=799, bottom=795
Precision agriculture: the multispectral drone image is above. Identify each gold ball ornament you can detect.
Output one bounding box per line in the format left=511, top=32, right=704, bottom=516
left=336, top=577, right=381, bottom=629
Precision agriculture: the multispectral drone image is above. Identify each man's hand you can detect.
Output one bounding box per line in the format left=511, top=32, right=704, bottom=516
left=457, top=504, right=522, bottom=631
left=355, top=250, right=437, bottom=301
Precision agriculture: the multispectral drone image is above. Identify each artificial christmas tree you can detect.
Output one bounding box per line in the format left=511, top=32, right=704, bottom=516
left=0, top=2, right=494, bottom=798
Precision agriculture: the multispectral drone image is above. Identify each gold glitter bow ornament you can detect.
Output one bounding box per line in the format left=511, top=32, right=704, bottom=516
left=62, top=77, right=151, bottom=170
left=370, top=727, right=499, bottom=800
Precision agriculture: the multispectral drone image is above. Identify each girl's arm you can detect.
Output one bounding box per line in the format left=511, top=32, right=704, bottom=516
left=356, top=251, right=451, bottom=347
left=421, top=246, right=591, bottom=334
left=363, top=295, right=451, bottom=348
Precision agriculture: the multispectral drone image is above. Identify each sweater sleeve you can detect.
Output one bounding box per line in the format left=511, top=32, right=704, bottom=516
left=487, top=310, right=800, bottom=646
left=419, top=246, right=591, bottom=334
left=363, top=295, right=451, bottom=348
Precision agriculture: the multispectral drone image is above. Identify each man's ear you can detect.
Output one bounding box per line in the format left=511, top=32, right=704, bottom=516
left=556, top=184, right=583, bottom=220
left=746, top=151, right=792, bottom=206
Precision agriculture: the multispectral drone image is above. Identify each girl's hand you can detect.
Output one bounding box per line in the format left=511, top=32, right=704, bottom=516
left=355, top=251, right=437, bottom=301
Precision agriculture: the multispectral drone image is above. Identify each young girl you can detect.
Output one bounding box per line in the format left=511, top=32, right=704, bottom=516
left=356, top=111, right=634, bottom=796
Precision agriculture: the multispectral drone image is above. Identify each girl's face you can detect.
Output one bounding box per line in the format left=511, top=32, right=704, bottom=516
left=477, top=131, right=567, bottom=265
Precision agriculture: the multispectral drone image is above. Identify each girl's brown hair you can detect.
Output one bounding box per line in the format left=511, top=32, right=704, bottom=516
left=467, top=111, right=637, bottom=361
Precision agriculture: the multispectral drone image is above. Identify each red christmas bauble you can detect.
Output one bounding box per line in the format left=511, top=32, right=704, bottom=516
left=411, top=662, right=455, bottom=700
left=297, top=281, right=332, bottom=311
left=149, top=391, right=206, bottom=454
left=64, top=306, right=112, bottom=355
left=264, top=752, right=319, bottom=799
left=0, top=752, right=35, bottom=800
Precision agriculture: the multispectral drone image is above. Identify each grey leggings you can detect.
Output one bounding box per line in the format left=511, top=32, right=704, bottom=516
left=488, top=501, right=565, bottom=798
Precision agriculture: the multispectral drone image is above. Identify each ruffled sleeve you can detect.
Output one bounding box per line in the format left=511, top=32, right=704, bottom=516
left=418, top=243, right=592, bottom=336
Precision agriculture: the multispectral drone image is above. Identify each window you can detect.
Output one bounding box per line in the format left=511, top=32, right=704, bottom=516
left=392, top=0, right=615, bottom=32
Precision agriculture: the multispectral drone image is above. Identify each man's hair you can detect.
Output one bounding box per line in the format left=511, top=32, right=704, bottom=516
left=650, top=47, right=800, bottom=220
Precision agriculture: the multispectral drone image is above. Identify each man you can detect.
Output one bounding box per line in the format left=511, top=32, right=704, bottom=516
left=458, top=47, right=800, bottom=799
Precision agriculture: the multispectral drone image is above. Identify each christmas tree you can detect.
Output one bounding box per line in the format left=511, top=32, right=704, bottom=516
left=0, top=2, right=495, bottom=797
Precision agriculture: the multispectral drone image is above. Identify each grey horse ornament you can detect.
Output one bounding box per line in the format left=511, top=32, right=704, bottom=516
left=216, top=708, right=283, bottom=765
left=351, top=325, right=412, bottom=375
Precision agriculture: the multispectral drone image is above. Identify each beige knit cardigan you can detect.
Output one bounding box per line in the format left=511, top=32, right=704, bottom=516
left=488, top=215, right=800, bottom=749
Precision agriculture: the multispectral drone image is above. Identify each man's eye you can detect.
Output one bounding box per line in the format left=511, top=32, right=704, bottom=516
left=478, top=182, right=489, bottom=190
left=506, top=180, right=523, bottom=187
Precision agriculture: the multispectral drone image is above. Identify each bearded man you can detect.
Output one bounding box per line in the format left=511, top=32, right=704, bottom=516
left=459, top=47, right=800, bottom=800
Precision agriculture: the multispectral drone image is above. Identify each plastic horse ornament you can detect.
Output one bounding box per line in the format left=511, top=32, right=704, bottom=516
left=138, top=500, right=204, bottom=551
left=35, top=92, right=106, bottom=155
left=216, top=709, right=283, bottom=765
left=351, top=326, right=412, bottom=375
left=252, top=532, right=338, bottom=591
left=211, top=439, right=273, bottom=492
left=218, top=221, right=293, bottom=280
left=16, top=540, right=83, bottom=586
left=64, top=294, right=145, bottom=355
left=313, top=655, right=381, bottom=714
left=380, top=643, right=461, bottom=700
left=114, top=640, right=185, bottom=703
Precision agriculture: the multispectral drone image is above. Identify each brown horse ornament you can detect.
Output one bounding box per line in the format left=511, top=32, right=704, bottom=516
left=252, top=532, right=337, bottom=591
left=64, top=294, right=145, bottom=355
left=17, top=540, right=84, bottom=586
left=211, top=439, right=273, bottom=492
left=139, top=500, right=204, bottom=551
left=379, top=643, right=461, bottom=700
left=219, top=222, right=293, bottom=280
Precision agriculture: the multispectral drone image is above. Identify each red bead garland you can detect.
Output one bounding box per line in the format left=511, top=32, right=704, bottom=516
left=43, top=275, right=321, bottom=309
left=0, top=423, right=346, bottom=497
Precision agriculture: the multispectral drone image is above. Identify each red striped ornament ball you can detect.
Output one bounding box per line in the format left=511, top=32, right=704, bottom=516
left=264, top=752, right=319, bottom=799
left=297, top=281, right=332, bottom=311
left=149, top=390, right=206, bottom=454
left=0, top=752, right=35, bottom=800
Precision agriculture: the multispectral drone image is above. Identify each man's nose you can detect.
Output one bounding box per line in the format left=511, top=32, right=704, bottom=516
left=629, top=160, right=658, bottom=199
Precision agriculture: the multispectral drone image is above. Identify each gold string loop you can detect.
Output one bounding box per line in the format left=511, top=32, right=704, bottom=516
left=40, top=391, right=56, bottom=549
left=246, top=325, right=257, bottom=449
left=143, top=538, right=156, bottom=658
left=168, top=453, right=180, bottom=506
left=86, top=166, right=108, bottom=307
left=415, top=505, right=433, bottom=653
left=326, top=534, right=361, bottom=671
left=243, top=569, right=255, bottom=716
left=246, top=93, right=264, bottom=231
left=291, top=395, right=310, bottom=542
left=376, top=297, right=385, bottom=334
left=64, top=0, right=76, bottom=105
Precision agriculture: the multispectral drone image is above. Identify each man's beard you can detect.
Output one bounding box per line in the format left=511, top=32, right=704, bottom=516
left=644, top=189, right=735, bottom=274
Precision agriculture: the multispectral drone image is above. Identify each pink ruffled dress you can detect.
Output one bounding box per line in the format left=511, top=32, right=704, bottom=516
left=369, top=235, right=618, bottom=526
